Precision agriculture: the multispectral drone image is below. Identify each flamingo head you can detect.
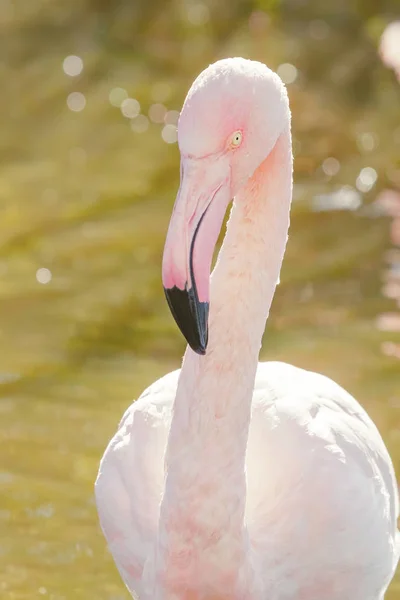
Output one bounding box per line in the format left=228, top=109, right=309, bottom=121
left=162, top=57, right=290, bottom=354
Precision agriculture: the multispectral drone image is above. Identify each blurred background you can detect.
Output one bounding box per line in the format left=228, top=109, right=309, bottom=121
left=0, top=0, right=399, bottom=598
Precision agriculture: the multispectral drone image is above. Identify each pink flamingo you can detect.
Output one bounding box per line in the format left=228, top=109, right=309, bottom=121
left=95, top=58, right=399, bottom=599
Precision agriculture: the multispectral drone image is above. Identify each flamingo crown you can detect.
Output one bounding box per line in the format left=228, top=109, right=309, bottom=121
left=179, top=58, right=289, bottom=168
left=95, top=57, right=399, bottom=600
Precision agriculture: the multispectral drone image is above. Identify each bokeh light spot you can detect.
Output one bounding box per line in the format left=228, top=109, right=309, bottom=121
left=109, top=87, right=128, bottom=107
left=67, top=92, right=86, bottom=112
left=63, top=55, right=83, bottom=77
left=379, top=21, right=400, bottom=79
left=322, top=157, right=340, bottom=177
left=162, top=124, right=178, bottom=144
left=121, top=98, right=140, bottom=119
left=131, top=115, right=149, bottom=133
left=36, top=268, right=52, bottom=285
left=356, top=167, right=378, bottom=192
left=277, top=63, right=298, bottom=84
left=164, top=110, right=180, bottom=125
left=357, top=132, right=378, bottom=152
left=149, top=103, right=167, bottom=123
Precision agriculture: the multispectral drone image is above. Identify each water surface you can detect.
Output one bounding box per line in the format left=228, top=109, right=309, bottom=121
left=1, top=1, right=399, bottom=598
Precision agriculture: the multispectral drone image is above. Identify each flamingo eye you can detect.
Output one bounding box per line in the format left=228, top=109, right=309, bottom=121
left=230, top=131, right=243, bottom=148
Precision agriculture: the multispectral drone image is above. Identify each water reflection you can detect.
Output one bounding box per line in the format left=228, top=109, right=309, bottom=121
left=312, top=186, right=362, bottom=212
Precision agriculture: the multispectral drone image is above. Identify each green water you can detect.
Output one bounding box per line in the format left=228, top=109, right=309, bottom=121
left=1, top=1, right=399, bottom=598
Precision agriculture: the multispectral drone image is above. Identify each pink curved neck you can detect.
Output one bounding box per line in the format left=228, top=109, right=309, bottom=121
left=155, top=127, right=293, bottom=598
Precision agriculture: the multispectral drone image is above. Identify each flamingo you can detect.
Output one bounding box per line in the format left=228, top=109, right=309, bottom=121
left=95, top=58, right=399, bottom=600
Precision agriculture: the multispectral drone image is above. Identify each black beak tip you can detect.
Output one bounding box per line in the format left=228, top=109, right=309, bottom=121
left=164, top=285, right=209, bottom=355
left=195, top=344, right=207, bottom=356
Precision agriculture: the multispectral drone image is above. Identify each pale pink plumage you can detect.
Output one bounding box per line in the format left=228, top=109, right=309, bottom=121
left=95, top=58, right=399, bottom=599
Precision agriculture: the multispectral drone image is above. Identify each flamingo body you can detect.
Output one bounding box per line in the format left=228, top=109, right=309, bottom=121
left=96, top=362, right=398, bottom=599
left=95, top=58, right=399, bottom=599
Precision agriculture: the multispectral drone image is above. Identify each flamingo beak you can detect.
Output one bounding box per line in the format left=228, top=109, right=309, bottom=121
left=162, top=155, right=231, bottom=355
